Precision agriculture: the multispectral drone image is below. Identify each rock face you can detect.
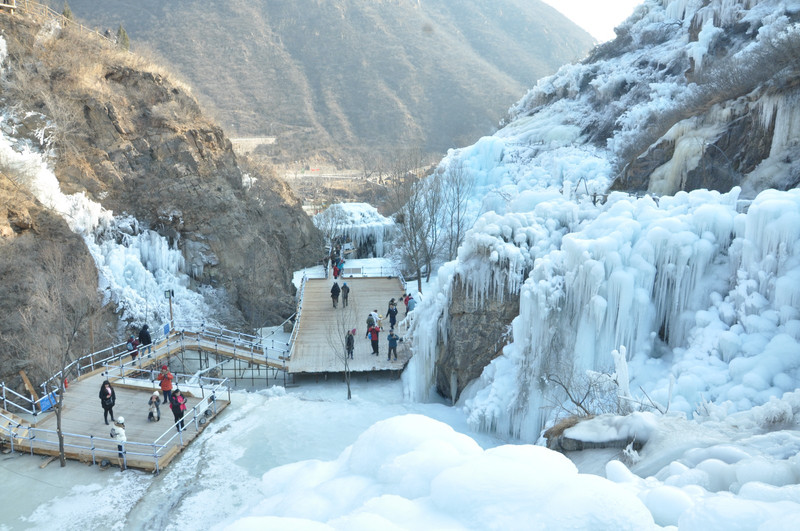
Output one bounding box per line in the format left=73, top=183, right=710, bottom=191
left=0, top=11, right=320, bottom=392
left=0, top=178, right=119, bottom=396
left=435, top=280, right=520, bottom=402
left=67, top=70, right=321, bottom=325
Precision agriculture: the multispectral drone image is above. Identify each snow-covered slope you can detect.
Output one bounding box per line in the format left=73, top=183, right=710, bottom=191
left=403, top=0, right=800, bottom=440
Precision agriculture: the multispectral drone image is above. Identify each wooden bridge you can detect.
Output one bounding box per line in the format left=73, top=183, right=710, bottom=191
left=288, top=276, right=409, bottom=373
left=1, top=272, right=413, bottom=471
left=0, top=327, right=272, bottom=472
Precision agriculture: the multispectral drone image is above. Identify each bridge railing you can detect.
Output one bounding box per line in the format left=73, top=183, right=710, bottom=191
left=340, top=264, right=400, bottom=278
left=1, top=321, right=284, bottom=419
left=287, top=273, right=310, bottom=360
left=1, top=377, right=228, bottom=473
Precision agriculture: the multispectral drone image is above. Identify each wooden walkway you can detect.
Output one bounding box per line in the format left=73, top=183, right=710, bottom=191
left=4, top=369, right=229, bottom=472
left=0, top=332, right=239, bottom=473
left=289, top=277, right=409, bottom=373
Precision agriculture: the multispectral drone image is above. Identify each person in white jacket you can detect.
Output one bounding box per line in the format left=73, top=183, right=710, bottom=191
left=110, top=417, right=127, bottom=470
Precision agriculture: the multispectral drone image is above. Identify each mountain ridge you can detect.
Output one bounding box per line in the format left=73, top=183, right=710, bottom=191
left=53, top=0, right=595, bottom=162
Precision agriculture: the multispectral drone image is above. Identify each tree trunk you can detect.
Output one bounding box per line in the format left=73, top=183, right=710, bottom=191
left=56, top=385, right=66, bottom=467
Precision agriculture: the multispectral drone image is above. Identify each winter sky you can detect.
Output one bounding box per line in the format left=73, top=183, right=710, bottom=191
left=542, top=0, right=644, bottom=42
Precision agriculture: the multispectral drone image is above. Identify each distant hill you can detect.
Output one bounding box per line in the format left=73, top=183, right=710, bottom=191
left=53, top=0, right=595, bottom=162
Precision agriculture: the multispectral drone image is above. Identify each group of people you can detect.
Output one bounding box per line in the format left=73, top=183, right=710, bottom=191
left=328, top=279, right=419, bottom=361
left=322, top=242, right=347, bottom=279
left=125, top=324, right=152, bottom=361
left=98, top=364, right=188, bottom=470
left=363, top=306, right=402, bottom=360
left=330, top=281, right=350, bottom=308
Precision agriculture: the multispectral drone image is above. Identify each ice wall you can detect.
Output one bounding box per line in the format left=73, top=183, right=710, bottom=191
left=460, top=186, right=800, bottom=441
left=314, top=202, right=394, bottom=257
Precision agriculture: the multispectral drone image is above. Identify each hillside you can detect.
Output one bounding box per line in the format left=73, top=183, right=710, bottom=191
left=53, top=0, right=595, bottom=162
left=0, top=10, right=321, bottom=392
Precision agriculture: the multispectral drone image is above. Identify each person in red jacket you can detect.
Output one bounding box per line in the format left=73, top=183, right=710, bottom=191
left=157, top=365, right=174, bottom=404
left=368, top=324, right=380, bottom=356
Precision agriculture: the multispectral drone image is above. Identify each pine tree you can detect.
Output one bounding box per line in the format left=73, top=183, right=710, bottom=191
left=117, top=24, right=130, bottom=51
left=62, top=1, right=73, bottom=21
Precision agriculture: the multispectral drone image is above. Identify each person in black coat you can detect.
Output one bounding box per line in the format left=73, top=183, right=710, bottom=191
left=330, top=281, right=341, bottom=308
left=99, top=380, right=116, bottom=425
left=170, top=389, right=187, bottom=431
left=138, top=324, right=152, bottom=355
left=387, top=299, right=398, bottom=329
left=341, top=282, right=350, bottom=307
left=345, top=329, right=355, bottom=359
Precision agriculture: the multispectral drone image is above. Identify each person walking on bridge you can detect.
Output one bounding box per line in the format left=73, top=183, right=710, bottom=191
left=341, top=282, right=350, bottom=307
left=170, top=389, right=187, bottom=431
left=138, top=324, right=152, bottom=356
left=331, top=281, right=341, bottom=308
left=99, top=380, right=116, bottom=425
left=387, top=329, right=400, bottom=361
left=345, top=329, right=355, bottom=359
left=368, top=323, right=380, bottom=356
left=157, top=365, right=174, bottom=404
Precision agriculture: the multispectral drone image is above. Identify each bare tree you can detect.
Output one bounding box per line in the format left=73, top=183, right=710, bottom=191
left=325, top=300, right=360, bottom=399
left=422, top=170, right=444, bottom=282
left=441, top=159, right=475, bottom=261
left=18, top=244, right=101, bottom=467
left=385, top=148, right=441, bottom=291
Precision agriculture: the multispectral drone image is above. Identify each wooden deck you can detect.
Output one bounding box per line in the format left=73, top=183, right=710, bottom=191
left=289, top=277, right=409, bottom=373
left=1, top=370, right=228, bottom=473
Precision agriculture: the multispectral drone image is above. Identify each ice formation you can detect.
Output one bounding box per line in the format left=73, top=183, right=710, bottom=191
left=403, top=0, right=800, bottom=442
left=314, top=203, right=394, bottom=257
left=0, top=123, right=217, bottom=329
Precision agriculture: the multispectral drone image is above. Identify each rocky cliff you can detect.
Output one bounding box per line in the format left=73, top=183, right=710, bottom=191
left=0, top=11, right=320, bottom=391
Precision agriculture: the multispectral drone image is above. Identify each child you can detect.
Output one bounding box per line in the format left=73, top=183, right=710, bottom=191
left=148, top=391, right=161, bottom=422
left=110, top=417, right=127, bottom=470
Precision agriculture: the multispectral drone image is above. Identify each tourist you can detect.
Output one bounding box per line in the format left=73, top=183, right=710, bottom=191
left=147, top=391, right=161, bottom=422
left=138, top=324, right=152, bottom=356
left=170, top=389, right=187, bottom=431
left=365, top=312, right=376, bottom=338
left=126, top=334, right=140, bottom=361
left=345, top=328, right=355, bottom=359
left=387, top=329, right=400, bottom=361
left=98, top=380, right=116, bottom=425
left=157, top=365, right=174, bottom=404
left=341, top=282, right=350, bottom=307
left=387, top=298, right=398, bottom=329
left=331, top=281, right=341, bottom=308
left=368, top=323, right=380, bottom=356
left=110, top=416, right=126, bottom=470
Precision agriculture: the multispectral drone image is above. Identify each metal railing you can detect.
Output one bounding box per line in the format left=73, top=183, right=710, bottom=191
left=0, top=376, right=229, bottom=473
left=287, top=274, right=309, bottom=360
left=2, top=321, right=288, bottom=419
left=340, top=264, right=400, bottom=278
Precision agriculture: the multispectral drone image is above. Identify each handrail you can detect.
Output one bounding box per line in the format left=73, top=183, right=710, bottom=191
left=287, top=274, right=309, bottom=360
left=1, top=378, right=229, bottom=472
left=2, top=320, right=288, bottom=419
left=339, top=264, right=400, bottom=278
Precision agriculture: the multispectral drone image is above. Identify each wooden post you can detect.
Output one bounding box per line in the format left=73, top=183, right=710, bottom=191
left=18, top=370, right=40, bottom=404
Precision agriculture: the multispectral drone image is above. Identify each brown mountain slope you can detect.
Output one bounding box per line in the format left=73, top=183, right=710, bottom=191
left=54, top=0, right=595, bottom=161
left=0, top=10, right=321, bottom=393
